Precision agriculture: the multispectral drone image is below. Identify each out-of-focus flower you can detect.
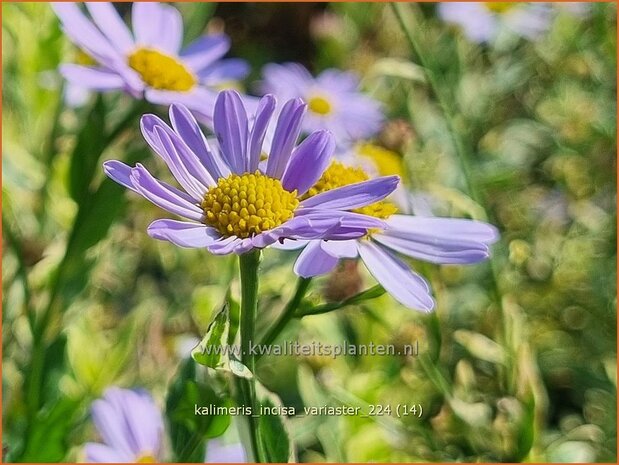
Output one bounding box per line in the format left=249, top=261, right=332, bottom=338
left=85, top=387, right=164, bottom=463
left=437, top=2, right=553, bottom=43
left=104, top=90, right=398, bottom=255
left=353, top=143, right=405, bottom=178
left=205, top=440, right=247, bottom=463
left=260, top=63, right=383, bottom=147
left=283, top=161, right=499, bottom=311
left=51, top=2, right=249, bottom=122
left=85, top=387, right=246, bottom=463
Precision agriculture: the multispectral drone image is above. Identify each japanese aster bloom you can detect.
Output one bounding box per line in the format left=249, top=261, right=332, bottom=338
left=260, top=63, right=383, bottom=147
left=283, top=161, right=499, bottom=311
left=437, top=2, right=553, bottom=43
left=51, top=2, right=249, bottom=122
left=85, top=387, right=164, bottom=463
left=104, top=90, right=398, bottom=255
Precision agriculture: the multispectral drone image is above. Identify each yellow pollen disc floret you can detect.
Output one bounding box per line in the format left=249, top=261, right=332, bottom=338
left=304, top=161, right=398, bottom=219
left=136, top=454, right=157, bottom=463
left=484, top=2, right=517, bottom=13
left=202, top=171, right=299, bottom=238
left=75, top=49, right=97, bottom=66
left=128, top=48, right=196, bottom=92
left=357, top=143, right=404, bottom=177
left=308, top=96, right=332, bottom=115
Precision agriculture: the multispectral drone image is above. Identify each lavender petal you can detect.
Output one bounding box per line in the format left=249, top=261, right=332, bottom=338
left=85, top=3, right=134, bottom=54
left=147, top=220, right=220, bottom=248
left=320, top=239, right=359, bottom=259
left=266, top=98, right=306, bottom=179
left=102, top=160, right=138, bottom=193
left=282, top=130, right=334, bottom=195
left=84, top=443, right=131, bottom=463
left=129, top=164, right=204, bottom=221
left=181, top=35, right=231, bottom=73
left=169, top=103, right=229, bottom=180
left=213, top=90, right=248, bottom=174
left=358, top=240, right=434, bottom=312
left=300, top=176, right=399, bottom=210
left=59, top=64, right=125, bottom=90
left=294, top=241, right=339, bottom=278
left=247, top=95, right=276, bottom=172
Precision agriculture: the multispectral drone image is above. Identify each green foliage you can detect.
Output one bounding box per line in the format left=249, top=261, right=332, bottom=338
left=166, top=359, right=232, bottom=462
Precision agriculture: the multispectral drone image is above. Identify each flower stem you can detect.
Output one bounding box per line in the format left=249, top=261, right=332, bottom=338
left=239, top=250, right=261, bottom=373
left=237, top=249, right=262, bottom=462
left=297, top=284, right=386, bottom=317
left=391, top=3, right=480, bottom=204
left=257, top=277, right=313, bottom=357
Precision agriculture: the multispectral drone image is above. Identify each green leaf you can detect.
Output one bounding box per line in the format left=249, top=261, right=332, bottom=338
left=53, top=146, right=148, bottom=307
left=192, top=302, right=231, bottom=369
left=18, top=397, right=81, bottom=462
left=226, top=289, right=241, bottom=346
left=298, top=284, right=386, bottom=317
left=67, top=95, right=107, bottom=202
left=297, top=366, right=346, bottom=461
left=192, top=301, right=253, bottom=379
left=165, top=359, right=233, bottom=462
left=255, top=383, right=295, bottom=463
left=453, top=330, right=506, bottom=365
left=346, top=284, right=386, bottom=305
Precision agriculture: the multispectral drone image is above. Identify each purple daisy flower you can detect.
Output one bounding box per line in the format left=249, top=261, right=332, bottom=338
left=104, top=90, right=399, bottom=255
left=281, top=161, right=499, bottom=311
left=85, top=387, right=164, bottom=463
left=51, top=2, right=249, bottom=122
left=260, top=63, right=383, bottom=147
left=437, top=2, right=553, bottom=43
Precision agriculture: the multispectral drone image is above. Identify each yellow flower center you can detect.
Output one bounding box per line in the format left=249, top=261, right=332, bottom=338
left=128, top=48, right=196, bottom=92
left=136, top=454, right=157, bottom=463
left=201, top=171, right=299, bottom=238
left=484, top=2, right=517, bottom=14
left=308, top=96, right=332, bottom=115
left=75, top=49, right=97, bottom=66
left=356, top=143, right=404, bottom=177
left=304, top=161, right=397, bottom=219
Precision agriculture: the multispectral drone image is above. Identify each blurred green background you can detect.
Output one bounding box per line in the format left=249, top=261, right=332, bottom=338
left=2, top=2, right=617, bottom=463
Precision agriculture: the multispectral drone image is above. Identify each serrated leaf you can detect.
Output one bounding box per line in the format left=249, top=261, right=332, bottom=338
left=192, top=302, right=230, bottom=369
left=226, top=358, right=253, bottom=379
left=191, top=301, right=253, bottom=379
left=255, top=383, right=296, bottom=463
left=165, top=359, right=232, bottom=462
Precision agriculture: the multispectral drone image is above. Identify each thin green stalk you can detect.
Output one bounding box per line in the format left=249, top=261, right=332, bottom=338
left=297, top=284, right=386, bottom=317
left=391, top=3, right=480, bottom=204
left=237, top=250, right=262, bottom=462
left=2, top=218, right=35, bottom=333
left=258, top=277, right=312, bottom=351
left=392, top=2, right=510, bottom=390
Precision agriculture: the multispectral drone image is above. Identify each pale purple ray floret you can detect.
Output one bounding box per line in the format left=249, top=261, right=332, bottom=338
left=104, top=90, right=400, bottom=255
left=84, top=387, right=164, bottom=463
left=291, top=215, right=499, bottom=312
